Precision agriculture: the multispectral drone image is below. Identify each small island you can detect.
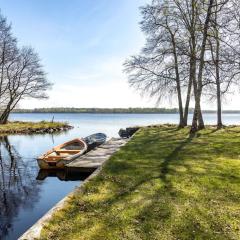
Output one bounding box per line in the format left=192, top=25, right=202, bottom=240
left=0, top=121, right=72, bottom=135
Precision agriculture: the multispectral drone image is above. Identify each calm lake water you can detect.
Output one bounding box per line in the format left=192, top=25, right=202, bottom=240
left=1, top=112, right=240, bottom=239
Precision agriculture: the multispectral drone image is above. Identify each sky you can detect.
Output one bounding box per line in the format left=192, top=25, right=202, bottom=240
left=0, top=0, right=239, bottom=110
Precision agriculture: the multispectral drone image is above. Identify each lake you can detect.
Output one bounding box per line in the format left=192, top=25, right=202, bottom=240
left=1, top=112, right=240, bottom=239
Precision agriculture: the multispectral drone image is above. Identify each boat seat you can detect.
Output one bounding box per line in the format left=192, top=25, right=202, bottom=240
left=54, top=150, right=80, bottom=154
left=46, top=155, right=71, bottom=160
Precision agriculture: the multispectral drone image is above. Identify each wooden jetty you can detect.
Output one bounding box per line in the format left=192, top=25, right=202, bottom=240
left=66, top=138, right=129, bottom=172
left=19, top=137, right=129, bottom=240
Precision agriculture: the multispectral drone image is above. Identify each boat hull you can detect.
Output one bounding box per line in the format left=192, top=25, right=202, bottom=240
left=84, top=133, right=107, bottom=151
left=37, top=138, right=87, bottom=169
left=37, top=154, right=82, bottom=169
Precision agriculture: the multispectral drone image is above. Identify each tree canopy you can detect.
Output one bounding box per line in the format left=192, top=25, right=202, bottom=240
left=125, top=0, right=240, bottom=132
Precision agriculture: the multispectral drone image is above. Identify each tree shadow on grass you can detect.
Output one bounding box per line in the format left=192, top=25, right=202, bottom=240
left=43, top=127, right=240, bottom=240
left=197, top=128, right=221, bottom=137
left=82, top=139, right=200, bottom=239
left=133, top=131, right=236, bottom=239
left=159, top=132, right=196, bottom=184
left=97, top=129, right=198, bottom=200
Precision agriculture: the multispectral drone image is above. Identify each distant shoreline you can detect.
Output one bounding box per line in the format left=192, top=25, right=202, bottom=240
left=9, top=108, right=240, bottom=114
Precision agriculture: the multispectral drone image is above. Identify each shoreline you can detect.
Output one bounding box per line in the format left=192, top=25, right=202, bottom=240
left=6, top=124, right=240, bottom=240
left=18, top=137, right=130, bottom=240
left=11, top=111, right=240, bottom=114
left=38, top=125, right=240, bottom=239
left=19, top=168, right=100, bottom=240
left=0, top=121, right=73, bottom=135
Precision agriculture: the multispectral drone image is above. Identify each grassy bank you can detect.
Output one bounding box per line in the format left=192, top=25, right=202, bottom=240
left=40, top=125, right=240, bottom=240
left=0, top=121, right=72, bottom=134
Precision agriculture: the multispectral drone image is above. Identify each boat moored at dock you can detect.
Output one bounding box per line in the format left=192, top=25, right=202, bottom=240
left=37, top=138, right=88, bottom=169
left=37, top=133, right=107, bottom=169
left=83, top=133, right=107, bottom=151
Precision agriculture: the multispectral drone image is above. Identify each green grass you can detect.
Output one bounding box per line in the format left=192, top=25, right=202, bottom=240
left=40, top=125, right=240, bottom=240
left=0, top=121, right=69, bottom=134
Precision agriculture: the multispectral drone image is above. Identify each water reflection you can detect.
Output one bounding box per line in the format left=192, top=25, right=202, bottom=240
left=4, top=112, right=239, bottom=239
left=37, top=170, right=91, bottom=181
left=0, top=136, right=41, bottom=239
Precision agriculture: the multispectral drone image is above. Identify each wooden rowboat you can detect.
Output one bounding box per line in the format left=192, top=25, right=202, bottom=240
left=37, top=138, right=87, bottom=169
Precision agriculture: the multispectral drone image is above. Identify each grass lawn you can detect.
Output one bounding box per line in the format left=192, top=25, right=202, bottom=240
left=40, top=125, right=240, bottom=240
left=0, top=121, right=70, bottom=134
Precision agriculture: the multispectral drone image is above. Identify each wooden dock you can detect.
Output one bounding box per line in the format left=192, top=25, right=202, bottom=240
left=66, top=138, right=128, bottom=172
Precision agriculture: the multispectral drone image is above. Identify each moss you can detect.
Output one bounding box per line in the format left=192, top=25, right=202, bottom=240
left=40, top=125, right=240, bottom=240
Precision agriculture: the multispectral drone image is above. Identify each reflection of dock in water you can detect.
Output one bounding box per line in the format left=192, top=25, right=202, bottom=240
left=36, top=169, right=91, bottom=181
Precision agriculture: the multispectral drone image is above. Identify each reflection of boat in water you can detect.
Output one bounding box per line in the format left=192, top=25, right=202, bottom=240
left=37, top=138, right=88, bottom=169
left=83, top=133, right=107, bottom=151
left=36, top=169, right=91, bottom=181
left=37, top=133, right=107, bottom=169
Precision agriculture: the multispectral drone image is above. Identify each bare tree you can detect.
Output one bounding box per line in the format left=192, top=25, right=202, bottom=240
left=204, top=0, right=240, bottom=128
left=173, top=0, right=204, bottom=127
left=124, top=1, right=187, bottom=127
left=189, top=0, right=214, bottom=133
left=0, top=14, right=18, bottom=111
left=124, top=0, right=212, bottom=129
left=0, top=12, right=51, bottom=124
left=125, top=0, right=240, bottom=131
left=0, top=46, right=51, bottom=124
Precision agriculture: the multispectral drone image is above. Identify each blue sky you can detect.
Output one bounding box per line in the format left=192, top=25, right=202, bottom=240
left=0, top=0, right=238, bottom=109
left=0, top=0, right=160, bottom=108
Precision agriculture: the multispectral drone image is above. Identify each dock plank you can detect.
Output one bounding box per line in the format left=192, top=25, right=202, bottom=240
left=66, top=138, right=128, bottom=171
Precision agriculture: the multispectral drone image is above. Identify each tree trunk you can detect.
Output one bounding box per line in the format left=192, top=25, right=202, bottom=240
left=0, top=101, right=12, bottom=124
left=0, top=109, right=10, bottom=124
left=191, top=108, right=198, bottom=133
left=198, top=103, right=205, bottom=130
left=0, top=95, right=22, bottom=124
left=189, top=1, right=198, bottom=130
left=190, top=49, right=199, bottom=132
left=191, top=0, right=214, bottom=133
left=176, top=78, right=184, bottom=128
left=214, top=4, right=223, bottom=129
left=171, top=34, right=184, bottom=128
left=2, top=111, right=10, bottom=124
left=190, top=89, right=205, bottom=132
left=216, top=82, right=222, bottom=128
left=183, top=61, right=193, bottom=126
